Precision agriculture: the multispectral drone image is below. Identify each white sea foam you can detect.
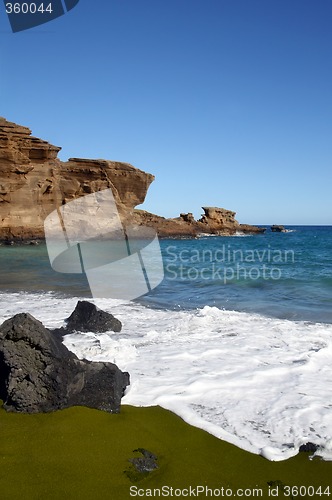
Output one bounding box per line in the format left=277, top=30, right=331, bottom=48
left=1, top=292, right=332, bottom=461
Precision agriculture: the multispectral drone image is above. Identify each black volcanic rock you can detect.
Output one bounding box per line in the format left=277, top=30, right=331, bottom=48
left=130, top=448, right=159, bottom=473
left=0, top=313, right=129, bottom=413
left=64, top=300, right=122, bottom=333
left=299, top=442, right=318, bottom=453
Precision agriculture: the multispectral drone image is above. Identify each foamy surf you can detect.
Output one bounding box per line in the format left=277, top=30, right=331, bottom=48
left=1, top=292, right=332, bottom=461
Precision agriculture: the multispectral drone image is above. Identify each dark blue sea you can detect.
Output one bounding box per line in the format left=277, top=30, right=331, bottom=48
left=1, top=226, right=331, bottom=323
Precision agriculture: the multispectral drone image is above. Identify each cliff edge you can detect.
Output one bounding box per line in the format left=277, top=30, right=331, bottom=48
left=0, top=118, right=264, bottom=240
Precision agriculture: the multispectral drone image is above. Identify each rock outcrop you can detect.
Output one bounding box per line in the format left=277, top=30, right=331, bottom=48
left=131, top=207, right=265, bottom=237
left=0, top=117, right=264, bottom=240
left=271, top=225, right=286, bottom=232
left=199, top=207, right=265, bottom=235
left=63, top=300, right=122, bottom=334
left=0, top=313, right=129, bottom=413
left=0, top=117, right=153, bottom=241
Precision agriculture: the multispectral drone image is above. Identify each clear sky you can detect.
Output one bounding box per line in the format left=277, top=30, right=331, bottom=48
left=0, top=0, right=331, bottom=224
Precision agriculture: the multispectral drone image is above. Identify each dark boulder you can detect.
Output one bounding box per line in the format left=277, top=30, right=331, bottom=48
left=0, top=313, right=129, bottom=413
left=125, top=448, right=159, bottom=482
left=64, top=300, right=122, bottom=333
left=271, top=225, right=286, bottom=232
left=299, top=442, right=318, bottom=453
left=129, top=448, right=159, bottom=473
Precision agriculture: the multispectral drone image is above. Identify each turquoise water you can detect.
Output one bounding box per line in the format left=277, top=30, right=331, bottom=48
left=1, top=226, right=332, bottom=323
left=150, top=226, right=332, bottom=323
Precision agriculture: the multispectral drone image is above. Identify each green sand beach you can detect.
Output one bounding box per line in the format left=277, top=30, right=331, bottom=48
left=0, top=404, right=331, bottom=499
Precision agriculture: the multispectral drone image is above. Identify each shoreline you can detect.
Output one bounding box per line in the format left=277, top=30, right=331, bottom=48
left=1, top=403, right=331, bottom=498
left=0, top=229, right=267, bottom=245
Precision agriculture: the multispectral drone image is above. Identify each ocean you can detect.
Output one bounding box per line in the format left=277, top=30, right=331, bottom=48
left=1, top=225, right=332, bottom=461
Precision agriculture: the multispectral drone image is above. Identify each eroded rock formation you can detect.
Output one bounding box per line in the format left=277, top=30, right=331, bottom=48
left=0, top=117, right=264, bottom=240
left=0, top=117, right=154, bottom=241
left=131, top=207, right=265, bottom=237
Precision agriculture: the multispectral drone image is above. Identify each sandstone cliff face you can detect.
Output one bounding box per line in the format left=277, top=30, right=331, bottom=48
left=0, top=117, right=154, bottom=240
left=0, top=118, right=264, bottom=240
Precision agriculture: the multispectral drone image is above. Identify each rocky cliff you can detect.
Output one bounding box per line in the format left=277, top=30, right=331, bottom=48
left=0, top=117, right=154, bottom=240
left=0, top=118, right=264, bottom=240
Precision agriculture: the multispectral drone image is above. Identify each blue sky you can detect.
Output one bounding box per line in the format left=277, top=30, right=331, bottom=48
left=0, top=0, right=331, bottom=224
